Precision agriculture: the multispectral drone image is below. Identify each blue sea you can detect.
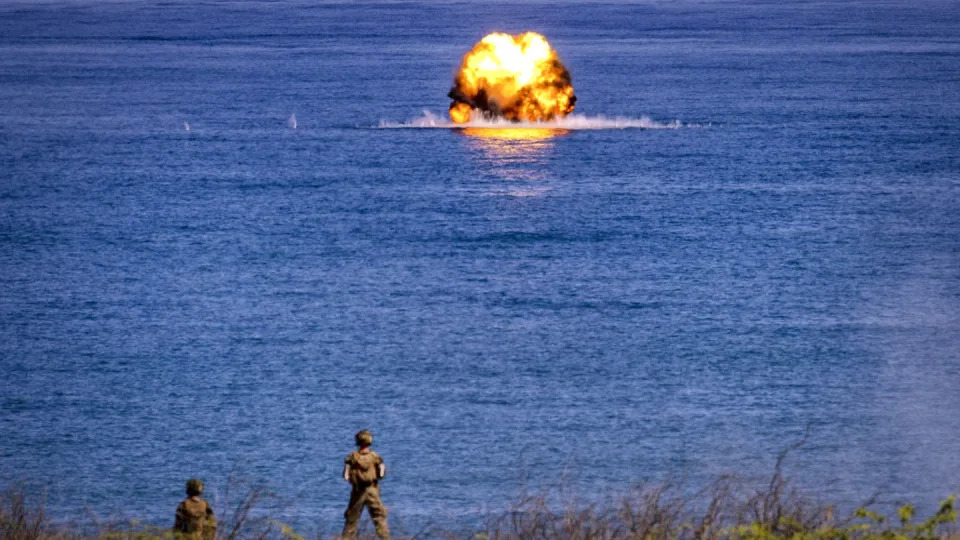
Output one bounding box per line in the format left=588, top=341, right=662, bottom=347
left=1, top=0, right=959, bottom=535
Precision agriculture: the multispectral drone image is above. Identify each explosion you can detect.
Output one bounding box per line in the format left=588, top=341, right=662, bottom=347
left=448, top=32, right=576, bottom=124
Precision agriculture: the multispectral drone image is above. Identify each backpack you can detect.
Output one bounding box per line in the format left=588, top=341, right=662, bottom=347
left=348, top=451, right=381, bottom=486
left=176, top=498, right=209, bottom=534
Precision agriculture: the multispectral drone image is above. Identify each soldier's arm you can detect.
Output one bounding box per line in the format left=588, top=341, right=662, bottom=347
left=343, top=462, right=350, bottom=482
left=205, top=501, right=217, bottom=530
left=173, top=502, right=184, bottom=531
left=202, top=501, right=217, bottom=540
left=378, top=463, right=386, bottom=479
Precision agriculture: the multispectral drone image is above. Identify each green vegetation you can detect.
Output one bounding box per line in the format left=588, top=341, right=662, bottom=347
left=3, top=458, right=957, bottom=540
left=3, top=483, right=956, bottom=540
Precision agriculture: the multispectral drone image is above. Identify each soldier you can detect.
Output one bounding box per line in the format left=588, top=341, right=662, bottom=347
left=341, top=429, right=389, bottom=540
left=173, top=478, right=217, bottom=540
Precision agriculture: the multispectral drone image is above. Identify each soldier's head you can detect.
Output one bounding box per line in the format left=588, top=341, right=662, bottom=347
left=354, top=430, right=373, bottom=448
left=185, top=478, right=204, bottom=497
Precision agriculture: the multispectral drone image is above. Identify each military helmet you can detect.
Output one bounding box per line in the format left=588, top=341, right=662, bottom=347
left=355, top=430, right=373, bottom=447
left=186, top=478, right=204, bottom=496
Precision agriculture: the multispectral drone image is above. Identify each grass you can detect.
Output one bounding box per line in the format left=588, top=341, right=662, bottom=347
left=445, top=480, right=956, bottom=540
left=2, top=452, right=957, bottom=540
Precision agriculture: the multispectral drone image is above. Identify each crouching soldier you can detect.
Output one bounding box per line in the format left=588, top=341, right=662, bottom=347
left=174, top=478, right=217, bottom=540
left=341, top=430, right=389, bottom=540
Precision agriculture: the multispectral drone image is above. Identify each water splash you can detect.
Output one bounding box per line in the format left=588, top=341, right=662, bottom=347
left=288, top=113, right=297, bottom=130
left=183, top=121, right=190, bottom=131
left=379, top=110, right=706, bottom=130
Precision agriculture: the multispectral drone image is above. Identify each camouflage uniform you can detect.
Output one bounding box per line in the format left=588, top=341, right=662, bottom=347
left=341, top=446, right=389, bottom=540
left=174, top=480, right=216, bottom=540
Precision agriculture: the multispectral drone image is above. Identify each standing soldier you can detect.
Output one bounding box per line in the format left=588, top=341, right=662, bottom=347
left=173, top=478, right=217, bottom=540
left=341, top=429, right=389, bottom=539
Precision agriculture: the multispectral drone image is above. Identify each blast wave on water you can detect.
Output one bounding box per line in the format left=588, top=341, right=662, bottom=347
left=378, top=110, right=705, bottom=130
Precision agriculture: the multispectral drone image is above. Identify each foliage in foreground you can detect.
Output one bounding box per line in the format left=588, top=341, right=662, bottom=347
left=453, top=486, right=956, bottom=540
left=2, top=462, right=957, bottom=540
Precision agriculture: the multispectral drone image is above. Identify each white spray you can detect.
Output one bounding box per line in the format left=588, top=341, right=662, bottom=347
left=379, top=110, right=704, bottom=130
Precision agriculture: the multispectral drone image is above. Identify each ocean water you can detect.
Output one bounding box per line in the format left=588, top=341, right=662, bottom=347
left=1, top=0, right=959, bottom=534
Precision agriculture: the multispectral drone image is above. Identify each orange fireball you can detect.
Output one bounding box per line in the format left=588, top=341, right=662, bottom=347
left=448, top=32, right=576, bottom=123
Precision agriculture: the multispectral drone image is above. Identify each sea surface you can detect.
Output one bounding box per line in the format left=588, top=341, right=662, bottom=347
left=1, top=0, right=959, bottom=535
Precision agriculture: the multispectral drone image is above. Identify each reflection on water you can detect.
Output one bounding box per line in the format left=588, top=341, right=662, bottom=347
left=458, top=127, right=568, bottom=194
left=459, top=127, right=569, bottom=141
